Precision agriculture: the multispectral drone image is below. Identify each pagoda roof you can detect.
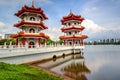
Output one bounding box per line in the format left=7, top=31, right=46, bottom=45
left=15, top=5, right=48, bottom=20
left=10, top=31, right=49, bottom=39
left=61, top=12, right=84, bottom=24
left=14, top=20, right=48, bottom=29
left=59, top=35, right=88, bottom=40
left=61, top=26, right=85, bottom=32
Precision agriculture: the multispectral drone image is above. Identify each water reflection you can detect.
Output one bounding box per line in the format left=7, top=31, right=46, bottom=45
left=36, top=45, right=120, bottom=80
left=38, top=53, right=91, bottom=80
left=62, top=54, right=91, bottom=80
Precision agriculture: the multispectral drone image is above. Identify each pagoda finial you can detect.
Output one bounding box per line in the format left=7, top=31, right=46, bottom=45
left=32, top=0, right=34, bottom=8
left=69, top=9, right=73, bottom=16
left=70, top=9, right=72, bottom=13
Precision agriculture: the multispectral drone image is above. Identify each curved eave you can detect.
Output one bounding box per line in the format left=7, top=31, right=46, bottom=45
left=10, top=32, right=49, bottom=39
left=14, top=21, right=48, bottom=29
left=59, top=35, right=88, bottom=40
left=61, top=26, right=85, bottom=32
left=15, top=5, right=48, bottom=20
left=61, top=12, right=84, bottom=25
left=61, top=18, right=84, bottom=25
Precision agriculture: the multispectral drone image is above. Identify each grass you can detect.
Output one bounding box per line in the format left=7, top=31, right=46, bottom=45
left=0, top=62, right=63, bottom=80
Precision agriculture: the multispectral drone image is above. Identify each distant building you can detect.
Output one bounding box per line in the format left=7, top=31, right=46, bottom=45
left=106, top=39, right=109, bottom=43
left=100, top=40, right=103, bottom=43
left=103, top=39, right=106, bottom=43
left=115, top=38, right=119, bottom=43
left=118, top=38, right=120, bottom=43
left=0, top=36, right=2, bottom=40
left=110, top=38, right=114, bottom=43
left=4, top=34, right=11, bottom=39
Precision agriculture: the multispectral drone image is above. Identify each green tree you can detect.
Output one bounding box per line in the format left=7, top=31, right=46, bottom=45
left=46, top=39, right=55, bottom=45
left=0, top=39, right=16, bottom=45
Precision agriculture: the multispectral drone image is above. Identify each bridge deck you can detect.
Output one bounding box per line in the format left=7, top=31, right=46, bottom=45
left=0, top=46, right=84, bottom=64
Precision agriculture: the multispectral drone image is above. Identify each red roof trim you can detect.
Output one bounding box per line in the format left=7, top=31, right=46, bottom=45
left=59, top=35, right=88, bottom=40
left=15, top=5, right=48, bottom=20
left=61, top=26, right=85, bottom=32
left=61, top=12, right=84, bottom=24
left=10, top=32, right=49, bottom=39
left=14, top=20, right=48, bottom=29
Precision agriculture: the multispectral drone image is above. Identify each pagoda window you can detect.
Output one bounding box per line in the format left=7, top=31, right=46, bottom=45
left=75, top=31, right=77, bottom=34
left=69, top=32, right=71, bottom=35
left=29, top=28, right=35, bottom=33
left=68, top=23, right=71, bottom=26
left=38, top=28, right=40, bottom=32
left=30, top=17, right=35, bottom=21
left=74, top=22, right=78, bottom=25
left=39, top=16, right=43, bottom=21
left=21, top=14, right=26, bottom=19
left=76, top=41, right=78, bottom=44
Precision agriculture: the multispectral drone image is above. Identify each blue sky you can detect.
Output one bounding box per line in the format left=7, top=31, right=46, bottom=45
left=0, top=0, right=120, bottom=41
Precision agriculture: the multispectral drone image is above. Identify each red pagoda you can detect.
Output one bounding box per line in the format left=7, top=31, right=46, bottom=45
left=59, top=12, right=88, bottom=46
left=11, top=4, right=49, bottom=48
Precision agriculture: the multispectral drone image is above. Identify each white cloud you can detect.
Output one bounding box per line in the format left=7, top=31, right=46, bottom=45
left=84, top=7, right=98, bottom=13
left=0, top=21, right=5, bottom=27
left=81, top=19, right=120, bottom=40
left=0, top=0, right=53, bottom=6
left=0, top=21, right=19, bottom=35
left=36, top=0, right=53, bottom=4
left=81, top=19, right=106, bottom=35
left=0, top=21, right=9, bottom=34
left=43, top=27, right=62, bottom=41
left=0, top=22, right=5, bottom=38
left=43, top=19, right=107, bottom=41
left=0, top=0, right=23, bottom=5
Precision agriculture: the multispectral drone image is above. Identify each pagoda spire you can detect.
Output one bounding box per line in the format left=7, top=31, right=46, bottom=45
left=32, top=0, right=34, bottom=8
left=70, top=9, right=72, bottom=13
left=69, top=9, right=73, bottom=15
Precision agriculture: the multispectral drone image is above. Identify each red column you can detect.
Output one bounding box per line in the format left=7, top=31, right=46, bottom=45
left=73, top=39, right=75, bottom=46
left=38, top=38, right=40, bottom=47
left=16, top=38, right=18, bottom=46
left=22, top=38, right=25, bottom=47
left=81, top=39, right=84, bottom=46
left=64, top=40, right=66, bottom=45
left=28, top=42, right=30, bottom=48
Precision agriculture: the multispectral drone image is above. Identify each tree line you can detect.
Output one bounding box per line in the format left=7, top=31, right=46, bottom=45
left=0, top=38, right=63, bottom=45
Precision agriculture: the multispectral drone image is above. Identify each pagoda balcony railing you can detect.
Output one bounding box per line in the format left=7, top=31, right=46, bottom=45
left=62, top=25, right=82, bottom=28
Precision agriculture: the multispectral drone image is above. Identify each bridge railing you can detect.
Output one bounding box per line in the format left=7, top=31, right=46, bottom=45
left=0, top=43, right=83, bottom=49
left=0, top=46, right=84, bottom=55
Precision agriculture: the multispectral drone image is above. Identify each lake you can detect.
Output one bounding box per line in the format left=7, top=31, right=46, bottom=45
left=37, top=45, right=120, bottom=80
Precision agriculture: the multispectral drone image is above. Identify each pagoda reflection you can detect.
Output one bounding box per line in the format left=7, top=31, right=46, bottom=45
left=62, top=54, right=91, bottom=80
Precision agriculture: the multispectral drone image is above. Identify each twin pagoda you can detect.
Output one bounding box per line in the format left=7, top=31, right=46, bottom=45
left=59, top=12, right=88, bottom=46
left=11, top=4, right=88, bottom=48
